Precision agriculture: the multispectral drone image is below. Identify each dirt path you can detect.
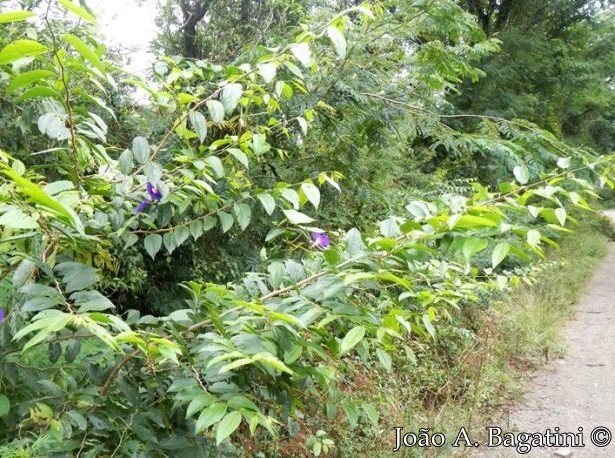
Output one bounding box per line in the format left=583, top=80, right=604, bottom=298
left=469, top=211, right=615, bottom=457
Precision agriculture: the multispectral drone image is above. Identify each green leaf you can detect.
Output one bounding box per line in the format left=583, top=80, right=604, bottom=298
left=361, top=402, right=379, bottom=427
left=0, top=40, right=47, bottom=66
left=376, top=348, right=392, bottom=371
left=43, top=180, right=74, bottom=195
left=189, top=111, right=207, bottom=143
left=13, top=311, right=72, bottom=351
left=301, top=182, right=320, bottom=209
left=557, top=157, right=571, bottom=169
left=0, top=395, right=10, bottom=418
left=513, top=165, right=529, bottom=185
left=174, top=226, right=190, bottom=247
left=55, top=262, right=99, bottom=293
left=462, top=237, right=488, bottom=261
left=283, top=209, right=314, bottom=225
left=206, top=100, right=225, bottom=123
left=205, top=156, right=224, bottom=178
left=216, top=411, right=242, bottom=445
left=491, top=242, right=510, bottom=268
left=228, top=148, right=249, bottom=169
left=341, top=402, right=359, bottom=429
left=15, top=85, right=62, bottom=102
left=339, top=326, right=365, bottom=355
left=280, top=188, right=299, bottom=209
left=70, top=290, right=115, bottom=312
left=0, top=11, right=34, bottom=23
left=6, top=69, right=55, bottom=95
left=38, top=112, right=69, bottom=140
left=132, top=136, right=150, bottom=164
left=186, top=393, right=215, bottom=419
left=12, top=259, right=36, bottom=288
left=163, top=232, right=177, bottom=254
left=234, top=203, right=251, bottom=231
left=257, top=193, right=276, bottom=215
left=291, top=43, right=312, bottom=68
left=0, top=209, right=38, bottom=229
left=59, top=0, right=96, bottom=24
left=195, top=403, right=227, bottom=434
left=297, top=116, right=308, bottom=135
left=144, top=234, right=162, bottom=260
left=326, top=25, right=347, bottom=59
left=218, top=211, right=234, bottom=233
left=62, top=34, right=105, bottom=75
left=118, top=149, right=133, bottom=174
left=258, top=62, right=277, bottom=83
left=555, top=207, right=567, bottom=226
left=221, top=83, right=242, bottom=115
left=527, top=229, right=541, bottom=248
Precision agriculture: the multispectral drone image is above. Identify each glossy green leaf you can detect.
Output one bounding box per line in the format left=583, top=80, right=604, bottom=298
left=189, top=111, right=207, bottom=143
left=527, top=229, right=541, bottom=247
left=0, top=40, right=47, bottom=66
left=462, top=237, right=488, bottom=261
left=144, top=234, right=162, bottom=260
left=55, top=262, right=99, bottom=293
left=62, top=34, right=105, bottom=75
left=513, top=165, right=529, bottom=185
left=555, top=207, right=567, bottom=226
left=132, top=136, right=150, bottom=164
left=257, top=193, right=276, bottom=215
left=221, top=83, right=242, bottom=115
left=327, top=25, right=347, bottom=59
left=0, top=209, right=38, bottom=229
left=206, top=100, right=225, bottom=123
left=491, top=242, right=510, bottom=268
left=59, top=0, right=97, bottom=24
left=291, top=43, right=312, bottom=68
left=0, top=11, right=34, bottom=23
left=6, top=70, right=55, bottom=95
left=301, top=182, right=320, bottom=209
left=228, top=148, right=249, bottom=169
left=216, top=411, right=242, bottom=445
left=218, top=211, right=234, bottom=233
left=283, top=209, right=314, bottom=225
left=258, top=62, right=276, bottom=83
left=15, top=86, right=62, bottom=102
left=234, top=203, right=251, bottom=231
left=339, top=326, right=365, bottom=355
left=195, top=403, right=227, bottom=434
left=376, top=348, right=392, bottom=372
left=118, top=149, right=133, bottom=174
left=341, top=402, right=359, bottom=429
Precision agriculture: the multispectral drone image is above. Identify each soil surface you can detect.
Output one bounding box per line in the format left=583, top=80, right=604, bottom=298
left=471, top=210, right=615, bottom=458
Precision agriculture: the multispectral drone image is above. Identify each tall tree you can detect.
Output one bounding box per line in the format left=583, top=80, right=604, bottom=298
left=453, top=0, right=615, bottom=156
left=153, top=0, right=305, bottom=61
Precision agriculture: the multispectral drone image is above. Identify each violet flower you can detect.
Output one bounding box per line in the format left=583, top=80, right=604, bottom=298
left=146, top=182, right=162, bottom=201
left=310, top=232, right=331, bottom=248
left=135, top=199, right=149, bottom=214
left=136, top=182, right=163, bottom=214
left=0, top=308, right=4, bottom=323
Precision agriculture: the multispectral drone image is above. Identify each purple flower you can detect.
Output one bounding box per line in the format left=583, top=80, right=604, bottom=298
left=310, top=232, right=330, bottom=248
left=0, top=308, right=4, bottom=323
left=146, top=182, right=162, bottom=201
left=135, top=199, right=149, bottom=214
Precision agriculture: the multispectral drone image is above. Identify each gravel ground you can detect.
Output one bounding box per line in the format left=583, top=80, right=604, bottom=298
left=471, top=211, right=615, bottom=458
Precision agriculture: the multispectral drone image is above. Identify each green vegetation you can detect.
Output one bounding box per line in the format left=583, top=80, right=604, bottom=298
left=0, top=0, right=614, bottom=456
